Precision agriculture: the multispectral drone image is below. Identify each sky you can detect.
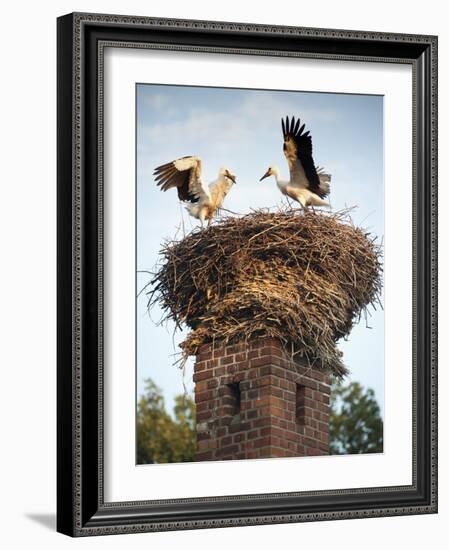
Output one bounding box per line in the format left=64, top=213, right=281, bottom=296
left=136, top=83, right=384, bottom=417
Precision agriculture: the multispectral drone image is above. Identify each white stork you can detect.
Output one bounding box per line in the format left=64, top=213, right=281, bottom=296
left=153, top=156, right=236, bottom=227
left=259, top=116, right=331, bottom=209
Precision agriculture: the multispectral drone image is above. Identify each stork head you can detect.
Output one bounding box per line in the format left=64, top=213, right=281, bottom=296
left=219, top=166, right=237, bottom=184
left=259, top=165, right=278, bottom=182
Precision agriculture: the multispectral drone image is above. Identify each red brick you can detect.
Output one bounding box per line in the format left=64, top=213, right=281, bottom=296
left=193, top=339, right=330, bottom=461
left=257, top=447, right=277, bottom=458
left=254, top=397, right=271, bottom=409
left=196, top=451, right=213, bottom=460
left=245, top=451, right=258, bottom=459
left=218, top=444, right=240, bottom=456
left=317, top=402, right=330, bottom=413
left=269, top=426, right=288, bottom=439
left=247, top=429, right=260, bottom=440
left=252, top=417, right=272, bottom=428
left=195, top=381, right=209, bottom=392
left=270, top=366, right=288, bottom=379
left=317, top=421, right=329, bottom=433
left=303, top=379, right=319, bottom=391
left=250, top=357, right=271, bottom=368
left=195, top=389, right=215, bottom=403
left=216, top=416, right=232, bottom=427
left=253, top=437, right=270, bottom=449
left=268, top=396, right=287, bottom=409
left=302, top=436, right=319, bottom=448
left=195, top=402, right=210, bottom=414
left=310, top=370, right=328, bottom=383
left=319, top=382, right=331, bottom=395
left=197, top=347, right=212, bottom=361
left=306, top=447, right=322, bottom=456
left=268, top=386, right=284, bottom=398
left=270, top=356, right=289, bottom=368
left=198, top=439, right=209, bottom=451
left=193, top=370, right=213, bottom=382
left=220, top=395, right=238, bottom=406
left=217, top=405, right=236, bottom=417
left=220, top=353, right=236, bottom=365
left=196, top=411, right=213, bottom=422
left=279, top=378, right=295, bottom=391
left=286, top=421, right=297, bottom=432
left=212, top=348, right=225, bottom=359
left=258, top=366, right=271, bottom=376
left=268, top=448, right=288, bottom=458
left=303, top=397, right=319, bottom=409
left=195, top=362, right=207, bottom=373
left=226, top=343, right=246, bottom=355
left=285, top=430, right=302, bottom=442
left=229, top=422, right=250, bottom=433
left=257, top=406, right=270, bottom=417
left=259, top=346, right=276, bottom=357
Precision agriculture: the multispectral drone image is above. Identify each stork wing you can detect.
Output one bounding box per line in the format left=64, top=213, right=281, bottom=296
left=282, top=116, right=325, bottom=197
left=316, top=165, right=331, bottom=197
left=153, top=156, right=210, bottom=202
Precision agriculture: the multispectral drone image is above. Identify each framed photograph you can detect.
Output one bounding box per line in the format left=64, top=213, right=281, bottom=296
left=57, top=12, right=437, bottom=536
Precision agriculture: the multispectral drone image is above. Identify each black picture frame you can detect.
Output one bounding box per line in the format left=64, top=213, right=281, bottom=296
left=57, top=12, right=438, bottom=536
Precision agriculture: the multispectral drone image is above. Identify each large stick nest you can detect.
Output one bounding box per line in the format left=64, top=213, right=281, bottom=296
left=148, top=209, right=382, bottom=377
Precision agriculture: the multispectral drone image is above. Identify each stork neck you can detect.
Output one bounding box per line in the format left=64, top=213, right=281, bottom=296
left=271, top=169, right=282, bottom=183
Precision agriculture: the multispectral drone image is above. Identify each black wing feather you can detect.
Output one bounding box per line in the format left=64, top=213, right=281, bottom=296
left=281, top=116, right=323, bottom=196
left=153, top=157, right=200, bottom=202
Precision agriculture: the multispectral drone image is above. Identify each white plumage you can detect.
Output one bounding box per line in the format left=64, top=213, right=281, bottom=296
left=154, top=156, right=236, bottom=226
left=260, top=116, right=331, bottom=209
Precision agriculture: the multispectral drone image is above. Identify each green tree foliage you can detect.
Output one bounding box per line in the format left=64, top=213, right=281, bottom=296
left=137, top=379, right=196, bottom=464
left=329, top=380, right=383, bottom=455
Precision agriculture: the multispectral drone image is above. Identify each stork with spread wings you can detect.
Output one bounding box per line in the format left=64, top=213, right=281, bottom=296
left=260, top=116, right=331, bottom=209
left=153, top=156, right=236, bottom=226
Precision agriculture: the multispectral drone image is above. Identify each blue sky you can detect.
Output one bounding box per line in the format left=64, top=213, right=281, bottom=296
left=136, top=83, right=384, bottom=417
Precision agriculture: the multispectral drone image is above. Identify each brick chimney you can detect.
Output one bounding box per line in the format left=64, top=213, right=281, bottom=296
left=193, top=337, right=331, bottom=461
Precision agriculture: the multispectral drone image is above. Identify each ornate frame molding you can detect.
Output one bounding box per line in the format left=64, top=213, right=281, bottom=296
left=57, top=12, right=437, bottom=536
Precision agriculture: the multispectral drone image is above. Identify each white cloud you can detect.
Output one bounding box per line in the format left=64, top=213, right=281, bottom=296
left=142, top=92, right=172, bottom=112
left=137, top=91, right=340, bottom=189
left=139, top=91, right=339, bottom=156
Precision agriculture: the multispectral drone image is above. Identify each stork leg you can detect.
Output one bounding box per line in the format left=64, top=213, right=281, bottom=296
left=199, top=209, right=206, bottom=228
left=297, top=199, right=307, bottom=214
